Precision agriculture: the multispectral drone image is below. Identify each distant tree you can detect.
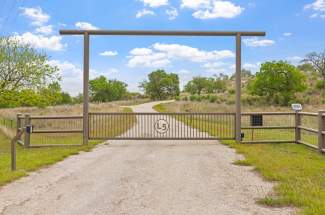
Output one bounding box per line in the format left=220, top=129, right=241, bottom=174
left=248, top=61, right=306, bottom=106
left=89, top=76, right=128, bottom=102
left=0, top=37, right=59, bottom=94
left=184, top=77, right=208, bottom=95
left=60, top=92, right=73, bottom=104
left=297, top=63, right=314, bottom=73
left=72, top=93, right=83, bottom=104
left=140, top=70, right=180, bottom=100
left=302, top=50, right=325, bottom=82
left=241, top=69, right=253, bottom=78
left=185, top=76, right=227, bottom=95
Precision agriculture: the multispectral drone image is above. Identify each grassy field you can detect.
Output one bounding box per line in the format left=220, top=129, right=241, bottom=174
left=155, top=101, right=325, bottom=215
left=0, top=101, right=138, bottom=186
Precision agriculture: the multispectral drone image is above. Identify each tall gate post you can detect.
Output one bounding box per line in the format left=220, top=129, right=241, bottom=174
left=83, top=32, right=90, bottom=145
left=235, top=33, right=242, bottom=143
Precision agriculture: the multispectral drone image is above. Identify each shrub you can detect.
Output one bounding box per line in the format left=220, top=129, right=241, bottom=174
left=209, top=95, right=218, bottom=103
left=228, top=89, right=235, bottom=95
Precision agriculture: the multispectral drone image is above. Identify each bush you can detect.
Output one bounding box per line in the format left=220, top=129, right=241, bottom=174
left=228, top=89, right=235, bottom=95
left=190, top=95, right=197, bottom=101
left=175, top=96, right=180, bottom=101
left=209, top=95, right=218, bottom=103
left=316, top=80, right=325, bottom=90
left=183, top=96, right=188, bottom=101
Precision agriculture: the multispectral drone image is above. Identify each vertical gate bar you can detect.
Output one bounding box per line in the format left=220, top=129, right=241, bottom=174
left=235, top=33, right=242, bottom=143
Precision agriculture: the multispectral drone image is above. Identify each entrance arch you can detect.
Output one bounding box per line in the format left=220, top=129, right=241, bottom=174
left=59, top=29, right=266, bottom=144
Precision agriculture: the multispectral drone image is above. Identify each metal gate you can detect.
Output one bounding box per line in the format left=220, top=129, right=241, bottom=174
left=89, top=113, right=235, bottom=140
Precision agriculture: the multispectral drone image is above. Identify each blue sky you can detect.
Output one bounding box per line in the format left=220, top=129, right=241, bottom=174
left=1, top=0, right=325, bottom=95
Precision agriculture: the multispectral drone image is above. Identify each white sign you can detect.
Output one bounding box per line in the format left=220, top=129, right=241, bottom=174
left=291, top=103, right=302, bottom=112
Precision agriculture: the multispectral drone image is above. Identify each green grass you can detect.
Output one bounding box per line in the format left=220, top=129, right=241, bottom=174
left=155, top=102, right=325, bottom=215
left=0, top=107, right=136, bottom=186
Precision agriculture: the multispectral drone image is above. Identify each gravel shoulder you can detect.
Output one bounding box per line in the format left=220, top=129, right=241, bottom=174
left=0, top=101, right=294, bottom=215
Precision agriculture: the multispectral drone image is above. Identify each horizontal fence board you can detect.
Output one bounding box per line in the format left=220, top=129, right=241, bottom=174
left=298, top=126, right=318, bottom=134
left=242, top=126, right=295, bottom=129
left=297, top=140, right=318, bottom=149
left=30, top=116, right=83, bottom=120
left=298, top=112, right=318, bottom=116
left=32, top=129, right=83, bottom=134
left=29, top=144, right=82, bottom=148
left=242, top=140, right=295, bottom=144
left=242, top=112, right=295, bottom=116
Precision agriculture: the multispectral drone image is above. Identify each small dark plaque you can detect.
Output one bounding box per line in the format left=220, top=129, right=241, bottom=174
left=250, top=115, right=263, bottom=126
left=26, top=125, right=33, bottom=134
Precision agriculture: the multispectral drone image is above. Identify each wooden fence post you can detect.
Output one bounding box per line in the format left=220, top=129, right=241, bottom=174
left=318, top=111, right=325, bottom=152
left=24, top=114, right=31, bottom=148
left=295, top=112, right=301, bottom=144
left=16, top=113, right=22, bottom=143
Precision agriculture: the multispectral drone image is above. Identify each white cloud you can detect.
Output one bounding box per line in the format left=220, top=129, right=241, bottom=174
left=139, top=0, right=168, bottom=8
left=128, top=43, right=234, bottom=68
left=283, top=32, right=292, bottom=37
left=304, top=0, right=325, bottom=18
left=181, top=0, right=244, bottom=19
left=35, top=25, right=53, bottom=35
left=99, top=51, right=118, bottom=57
left=166, top=8, right=178, bottom=20
left=152, top=43, right=234, bottom=62
left=304, top=0, right=325, bottom=12
left=136, top=9, right=155, bottom=18
left=20, top=7, right=50, bottom=26
left=203, top=62, right=228, bottom=73
left=48, top=60, right=120, bottom=95
left=243, top=62, right=261, bottom=71
left=75, top=22, right=98, bottom=30
left=128, top=51, right=170, bottom=68
left=243, top=37, right=275, bottom=47
left=48, top=60, right=83, bottom=95
left=177, top=69, right=191, bottom=74
left=287, top=56, right=303, bottom=62
left=181, top=0, right=210, bottom=9
left=12, top=32, right=65, bottom=51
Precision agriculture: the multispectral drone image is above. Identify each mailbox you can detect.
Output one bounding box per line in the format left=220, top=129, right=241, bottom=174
left=250, top=115, right=263, bottom=126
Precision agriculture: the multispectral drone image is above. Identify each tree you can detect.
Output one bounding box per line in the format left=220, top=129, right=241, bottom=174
left=302, top=50, right=325, bottom=81
left=0, top=37, right=59, bottom=93
left=248, top=61, right=306, bottom=106
left=140, top=70, right=180, bottom=100
left=60, top=92, right=73, bottom=104
left=184, top=77, right=208, bottom=95
left=297, top=63, right=314, bottom=73
left=89, top=76, right=128, bottom=102
left=185, top=76, right=227, bottom=95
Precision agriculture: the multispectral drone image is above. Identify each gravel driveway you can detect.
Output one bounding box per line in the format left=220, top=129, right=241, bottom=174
left=0, top=101, right=294, bottom=215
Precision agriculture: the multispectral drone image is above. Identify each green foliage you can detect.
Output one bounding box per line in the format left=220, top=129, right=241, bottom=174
left=140, top=70, right=180, bottom=100
left=185, top=76, right=227, bottom=95
left=248, top=61, right=307, bottom=106
left=315, top=80, right=325, bottom=90
left=89, top=76, right=128, bottom=102
left=0, top=37, right=59, bottom=93
left=0, top=37, right=65, bottom=108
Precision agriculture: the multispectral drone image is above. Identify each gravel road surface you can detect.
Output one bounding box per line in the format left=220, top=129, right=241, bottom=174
left=0, top=101, right=294, bottom=215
